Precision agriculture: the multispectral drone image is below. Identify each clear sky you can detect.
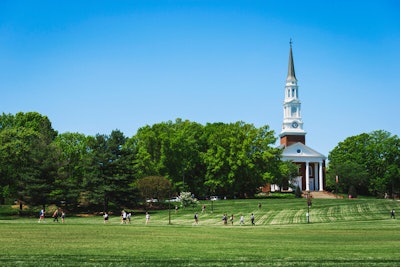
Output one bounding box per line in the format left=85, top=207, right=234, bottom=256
left=1, top=0, right=399, bottom=158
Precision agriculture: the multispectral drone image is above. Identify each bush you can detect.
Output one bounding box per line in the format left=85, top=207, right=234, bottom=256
left=179, top=192, right=199, bottom=208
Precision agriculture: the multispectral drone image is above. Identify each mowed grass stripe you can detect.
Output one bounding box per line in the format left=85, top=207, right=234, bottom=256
left=116, top=199, right=398, bottom=225
left=2, top=198, right=398, bottom=226
left=2, top=198, right=400, bottom=266
left=308, top=200, right=394, bottom=223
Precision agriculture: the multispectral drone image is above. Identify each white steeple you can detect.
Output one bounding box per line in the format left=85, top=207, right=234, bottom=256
left=280, top=40, right=306, bottom=138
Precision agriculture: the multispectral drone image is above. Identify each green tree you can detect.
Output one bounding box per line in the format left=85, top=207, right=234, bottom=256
left=160, top=119, right=206, bottom=194
left=202, top=122, right=280, bottom=197
left=273, top=160, right=299, bottom=191
left=19, top=136, right=61, bottom=209
left=328, top=130, right=400, bottom=196
left=129, top=124, right=166, bottom=179
left=327, top=161, right=369, bottom=196
left=136, top=176, right=172, bottom=203
left=0, top=127, right=38, bottom=204
left=0, top=112, right=59, bottom=208
left=83, top=130, right=135, bottom=212
left=130, top=119, right=206, bottom=196
left=52, top=132, right=90, bottom=209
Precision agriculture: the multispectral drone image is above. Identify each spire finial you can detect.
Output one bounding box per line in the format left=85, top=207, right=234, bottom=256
left=289, top=38, right=293, bottom=47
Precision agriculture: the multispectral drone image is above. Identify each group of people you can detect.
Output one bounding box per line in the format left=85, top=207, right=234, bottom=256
left=120, top=210, right=132, bottom=224
left=38, top=208, right=65, bottom=223
left=103, top=211, right=150, bottom=224
left=222, top=213, right=256, bottom=225
left=193, top=212, right=255, bottom=226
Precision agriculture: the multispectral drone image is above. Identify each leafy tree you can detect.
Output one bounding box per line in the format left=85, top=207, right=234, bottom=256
left=202, top=122, right=280, bottom=197
left=327, top=161, right=369, bottom=195
left=52, top=132, right=90, bottom=209
left=13, top=112, right=58, bottom=141
left=366, top=131, right=400, bottom=196
left=132, top=120, right=280, bottom=198
left=0, top=127, right=38, bottom=204
left=159, top=119, right=206, bottom=194
left=129, top=119, right=206, bottom=196
left=0, top=112, right=59, bottom=208
left=129, top=124, right=167, bottom=179
left=328, top=130, right=400, bottom=196
left=273, top=160, right=299, bottom=191
left=136, top=176, right=172, bottom=202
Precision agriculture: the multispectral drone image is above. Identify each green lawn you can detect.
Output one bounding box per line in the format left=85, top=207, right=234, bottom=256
left=1, top=198, right=400, bottom=266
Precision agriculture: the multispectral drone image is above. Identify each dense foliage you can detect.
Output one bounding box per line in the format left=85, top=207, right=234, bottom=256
left=327, top=130, right=400, bottom=197
left=0, top=113, right=283, bottom=211
left=2, top=112, right=397, bottom=211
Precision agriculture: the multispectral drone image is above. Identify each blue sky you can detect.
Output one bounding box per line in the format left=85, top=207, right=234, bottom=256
left=1, top=0, right=399, bottom=158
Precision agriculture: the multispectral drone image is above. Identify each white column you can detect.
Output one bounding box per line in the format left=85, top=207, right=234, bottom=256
left=305, top=161, right=310, bottom=191
left=319, top=161, right=324, bottom=191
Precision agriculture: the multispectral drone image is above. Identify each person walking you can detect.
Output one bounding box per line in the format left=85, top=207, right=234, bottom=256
left=391, top=209, right=395, bottom=219
left=52, top=209, right=59, bottom=222
left=222, top=214, right=228, bottom=225
left=121, top=210, right=127, bottom=224
left=103, top=212, right=109, bottom=224
left=61, top=211, right=65, bottom=223
left=202, top=205, right=206, bottom=213
left=194, top=213, right=199, bottom=225
left=145, top=212, right=150, bottom=224
left=38, top=209, right=45, bottom=223
left=230, top=214, right=234, bottom=225
left=250, top=213, right=255, bottom=226
left=239, top=214, right=244, bottom=225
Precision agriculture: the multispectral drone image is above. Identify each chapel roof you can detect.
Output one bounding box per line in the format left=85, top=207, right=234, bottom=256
left=281, top=142, right=326, bottom=162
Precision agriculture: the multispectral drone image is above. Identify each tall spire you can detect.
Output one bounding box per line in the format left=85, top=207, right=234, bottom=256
left=280, top=39, right=305, bottom=145
left=287, top=39, right=297, bottom=81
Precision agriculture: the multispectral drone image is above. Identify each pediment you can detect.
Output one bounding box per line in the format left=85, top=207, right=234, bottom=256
left=281, top=142, right=326, bottom=162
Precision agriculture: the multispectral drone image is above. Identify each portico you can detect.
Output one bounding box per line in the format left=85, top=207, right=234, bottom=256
left=281, top=142, right=325, bottom=191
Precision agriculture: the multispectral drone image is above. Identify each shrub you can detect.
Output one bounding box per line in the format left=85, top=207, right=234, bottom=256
left=179, top=192, right=199, bottom=208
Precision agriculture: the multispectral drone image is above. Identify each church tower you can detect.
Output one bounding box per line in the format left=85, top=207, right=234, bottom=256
left=280, top=41, right=306, bottom=146
left=278, top=41, right=326, bottom=192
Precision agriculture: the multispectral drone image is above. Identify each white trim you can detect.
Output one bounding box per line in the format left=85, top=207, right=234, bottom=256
left=305, top=161, right=310, bottom=191
left=319, top=161, right=324, bottom=191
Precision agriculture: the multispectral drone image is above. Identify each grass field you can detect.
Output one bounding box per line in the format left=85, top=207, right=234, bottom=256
left=1, top=198, right=400, bottom=266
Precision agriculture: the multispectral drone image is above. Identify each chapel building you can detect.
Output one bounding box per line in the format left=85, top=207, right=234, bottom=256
left=277, top=42, right=326, bottom=192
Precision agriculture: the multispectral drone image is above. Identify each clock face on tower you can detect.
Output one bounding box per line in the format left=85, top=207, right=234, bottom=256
left=292, top=121, right=298, bottom=128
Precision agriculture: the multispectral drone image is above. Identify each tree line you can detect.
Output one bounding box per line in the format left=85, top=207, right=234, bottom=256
left=0, top=112, right=399, bottom=212
left=0, top=112, right=297, bottom=211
